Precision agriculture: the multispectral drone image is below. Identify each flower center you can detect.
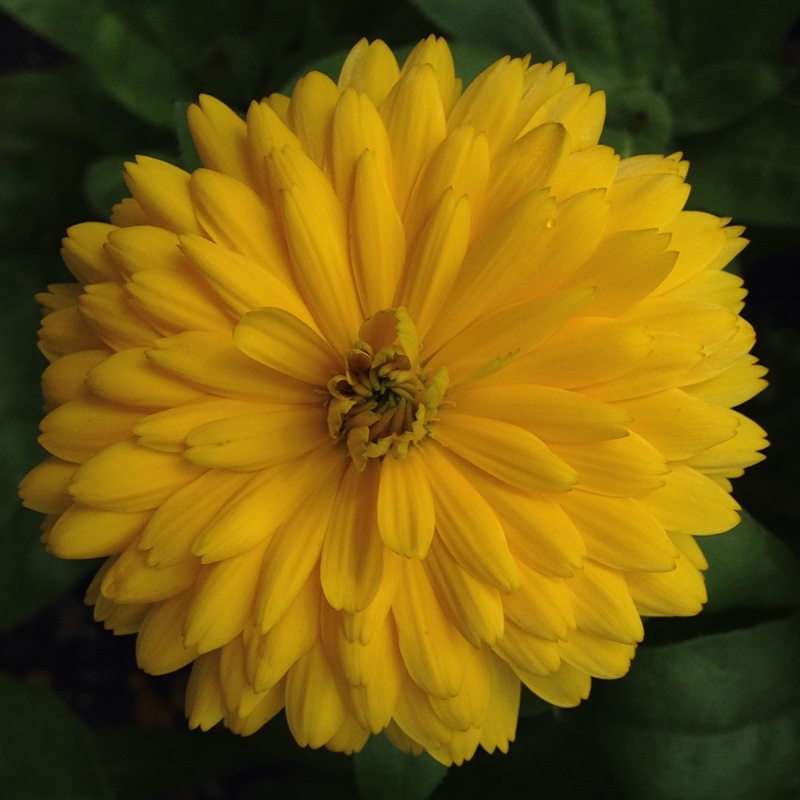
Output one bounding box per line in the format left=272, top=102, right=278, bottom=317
left=327, top=308, right=448, bottom=470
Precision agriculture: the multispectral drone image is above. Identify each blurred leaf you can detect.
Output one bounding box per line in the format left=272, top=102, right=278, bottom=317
left=700, top=511, right=800, bottom=613
left=555, top=0, right=670, bottom=85
left=592, top=613, right=800, bottom=799
left=409, top=0, right=564, bottom=62
left=0, top=671, right=113, bottom=799
left=602, top=84, right=674, bottom=156
left=83, top=155, right=131, bottom=219
left=668, top=60, right=788, bottom=135
left=668, top=0, right=800, bottom=69
left=449, top=41, right=509, bottom=86
left=354, top=733, right=448, bottom=800
left=685, top=96, right=800, bottom=225
left=0, top=0, right=193, bottom=125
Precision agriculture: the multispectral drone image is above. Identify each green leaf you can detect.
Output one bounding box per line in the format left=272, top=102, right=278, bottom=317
left=700, top=511, right=800, bottom=613
left=0, top=671, right=113, bottom=799
left=0, top=0, right=193, bottom=125
left=684, top=96, right=800, bottom=225
left=83, top=155, right=131, bottom=219
left=409, top=0, right=564, bottom=62
left=353, top=733, right=448, bottom=800
left=555, top=0, right=670, bottom=85
left=667, top=60, right=788, bottom=135
left=602, top=84, right=674, bottom=157
left=591, top=614, right=800, bottom=799
left=667, top=0, right=800, bottom=69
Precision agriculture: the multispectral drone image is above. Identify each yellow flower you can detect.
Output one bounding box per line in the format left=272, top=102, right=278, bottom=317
left=19, top=37, right=767, bottom=765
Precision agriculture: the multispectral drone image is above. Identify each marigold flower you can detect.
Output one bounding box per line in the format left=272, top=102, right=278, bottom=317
left=20, top=37, right=767, bottom=765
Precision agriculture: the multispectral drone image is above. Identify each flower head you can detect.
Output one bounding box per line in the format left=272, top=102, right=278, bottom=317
left=20, top=37, right=767, bottom=765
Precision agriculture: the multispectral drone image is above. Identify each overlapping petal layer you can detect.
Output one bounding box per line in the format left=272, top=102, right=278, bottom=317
left=20, top=36, right=767, bottom=765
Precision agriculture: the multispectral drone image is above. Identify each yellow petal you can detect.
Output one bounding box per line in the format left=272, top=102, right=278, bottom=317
left=186, top=651, right=225, bottom=730
left=447, top=56, right=525, bottom=157
left=140, top=469, right=253, bottom=565
left=569, top=560, right=644, bottom=644
left=87, top=347, right=204, bottom=407
left=403, top=124, right=489, bottom=250
left=515, top=660, right=591, bottom=708
left=376, top=448, right=435, bottom=559
left=478, top=122, right=569, bottom=236
left=184, top=406, right=329, bottom=470
left=401, top=35, right=459, bottom=115
left=149, top=330, right=315, bottom=404
left=567, top=229, right=677, bottom=316
left=422, top=443, right=521, bottom=590
left=285, top=639, right=348, bottom=749
left=61, top=222, right=119, bottom=283
left=432, top=412, right=578, bottom=494
left=256, top=464, right=343, bottom=631
left=288, top=70, right=339, bottom=169
left=639, top=464, right=739, bottom=535
left=392, top=557, right=472, bottom=698
left=19, top=457, right=77, bottom=514
left=278, top=181, right=360, bottom=351
left=350, top=149, right=406, bottom=317
left=123, top=156, right=204, bottom=235
left=41, top=349, right=108, bottom=408
left=233, top=306, right=340, bottom=386
left=429, top=287, right=594, bottom=386
left=549, top=432, right=668, bottom=496
left=188, top=168, right=295, bottom=289
left=320, top=460, right=386, bottom=612
left=606, top=172, right=690, bottom=234
left=187, top=94, right=252, bottom=184
left=183, top=540, right=268, bottom=652
left=39, top=396, right=145, bottom=463
left=338, top=38, right=400, bottom=108
left=251, top=572, right=320, bottom=690
left=625, top=547, right=707, bottom=616
left=559, top=490, right=677, bottom=572
left=79, top=283, right=164, bottom=349
left=397, top=189, right=470, bottom=341
left=69, top=441, right=204, bottom=512
left=192, top=448, right=341, bottom=563
left=126, top=267, right=235, bottom=336
left=100, top=540, right=198, bottom=603
left=427, top=189, right=556, bottom=352
left=380, top=63, right=447, bottom=214
left=502, top=558, right=574, bottom=641
left=558, top=629, right=635, bottom=680
left=424, top=538, right=505, bottom=647
left=38, top=305, right=107, bottom=362
left=136, top=591, right=198, bottom=674
left=47, top=504, right=148, bottom=559
left=133, top=398, right=267, bottom=453
left=450, top=384, right=631, bottom=443
left=330, top=86, right=392, bottom=212
left=621, top=388, right=739, bottom=460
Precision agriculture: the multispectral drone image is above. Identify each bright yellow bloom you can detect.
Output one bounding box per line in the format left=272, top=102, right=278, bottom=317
left=20, top=37, right=767, bottom=765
